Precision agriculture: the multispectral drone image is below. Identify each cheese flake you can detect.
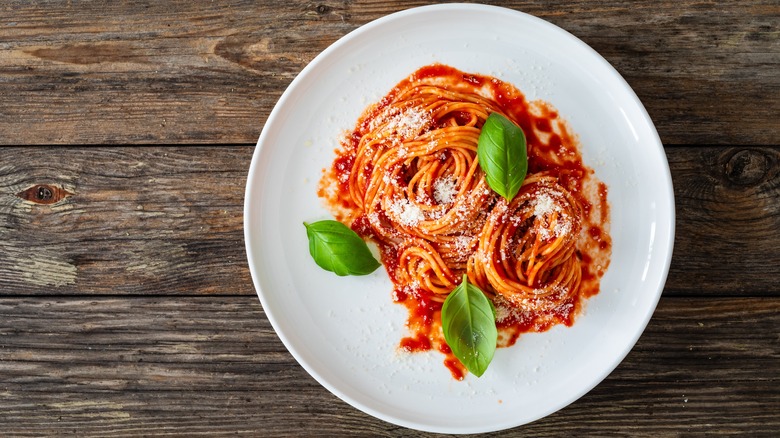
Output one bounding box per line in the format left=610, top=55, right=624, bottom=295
left=433, top=176, right=458, bottom=205
left=389, top=198, right=425, bottom=227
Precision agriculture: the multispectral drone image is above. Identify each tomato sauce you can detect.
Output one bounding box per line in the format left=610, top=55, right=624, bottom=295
left=319, top=64, right=612, bottom=379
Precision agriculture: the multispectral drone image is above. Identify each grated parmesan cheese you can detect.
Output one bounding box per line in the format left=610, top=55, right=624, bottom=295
left=533, top=193, right=559, bottom=217
left=433, top=176, right=458, bottom=205
left=554, top=220, right=572, bottom=237
left=379, top=106, right=431, bottom=140
left=389, top=198, right=425, bottom=226
left=495, top=302, right=513, bottom=323
left=532, top=191, right=575, bottom=239
left=455, top=235, right=472, bottom=251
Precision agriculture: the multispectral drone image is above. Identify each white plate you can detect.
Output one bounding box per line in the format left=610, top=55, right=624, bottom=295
left=244, top=3, right=674, bottom=433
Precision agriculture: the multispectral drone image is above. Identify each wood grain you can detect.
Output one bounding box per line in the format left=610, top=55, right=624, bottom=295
left=1, top=1, right=778, bottom=435
left=1, top=146, right=778, bottom=296
left=0, top=0, right=777, bottom=145
left=0, top=147, right=251, bottom=294
left=0, top=296, right=777, bottom=436
left=666, top=146, right=780, bottom=295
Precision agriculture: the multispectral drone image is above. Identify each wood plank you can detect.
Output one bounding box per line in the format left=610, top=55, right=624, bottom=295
left=666, top=146, right=780, bottom=295
left=0, top=1, right=777, bottom=145
left=1, top=146, right=778, bottom=296
left=0, top=296, right=776, bottom=436
left=0, top=147, right=253, bottom=294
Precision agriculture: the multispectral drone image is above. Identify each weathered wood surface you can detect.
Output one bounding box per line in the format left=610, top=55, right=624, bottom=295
left=1, top=146, right=778, bottom=297
left=0, top=146, right=778, bottom=435
left=0, top=0, right=778, bottom=145
left=0, top=0, right=778, bottom=436
left=0, top=147, right=250, bottom=295
left=0, top=297, right=777, bottom=436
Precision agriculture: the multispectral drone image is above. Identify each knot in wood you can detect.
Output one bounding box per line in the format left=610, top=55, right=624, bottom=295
left=38, top=186, right=53, bottom=200
left=724, top=149, right=770, bottom=186
left=17, top=184, right=74, bottom=205
left=316, top=4, right=331, bottom=14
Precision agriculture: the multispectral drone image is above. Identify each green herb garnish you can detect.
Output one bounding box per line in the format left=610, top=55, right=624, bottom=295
left=304, top=220, right=380, bottom=276
left=441, top=275, right=498, bottom=377
left=477, top=112, right=528, bottom=200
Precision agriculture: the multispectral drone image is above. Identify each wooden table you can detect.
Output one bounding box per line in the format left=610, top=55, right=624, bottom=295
left=1, top=1, right=778, bottom=435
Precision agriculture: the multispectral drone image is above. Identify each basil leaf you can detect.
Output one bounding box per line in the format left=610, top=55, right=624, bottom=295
left=304, top=220, right=381, bottom=276
left=441, top=274, right=497, bottom=377
left=477, top=112, right=528, bottom=200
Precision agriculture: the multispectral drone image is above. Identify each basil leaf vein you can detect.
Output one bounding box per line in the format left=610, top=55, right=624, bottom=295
left=441, top=274, right=497, bottom=377
left=304, top=220, right=381, bottom=276
left=477, top=112, right=528, bottom=200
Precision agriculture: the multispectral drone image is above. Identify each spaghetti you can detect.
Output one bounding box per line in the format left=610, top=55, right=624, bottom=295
left=319, top=64, right=611, bottom=379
